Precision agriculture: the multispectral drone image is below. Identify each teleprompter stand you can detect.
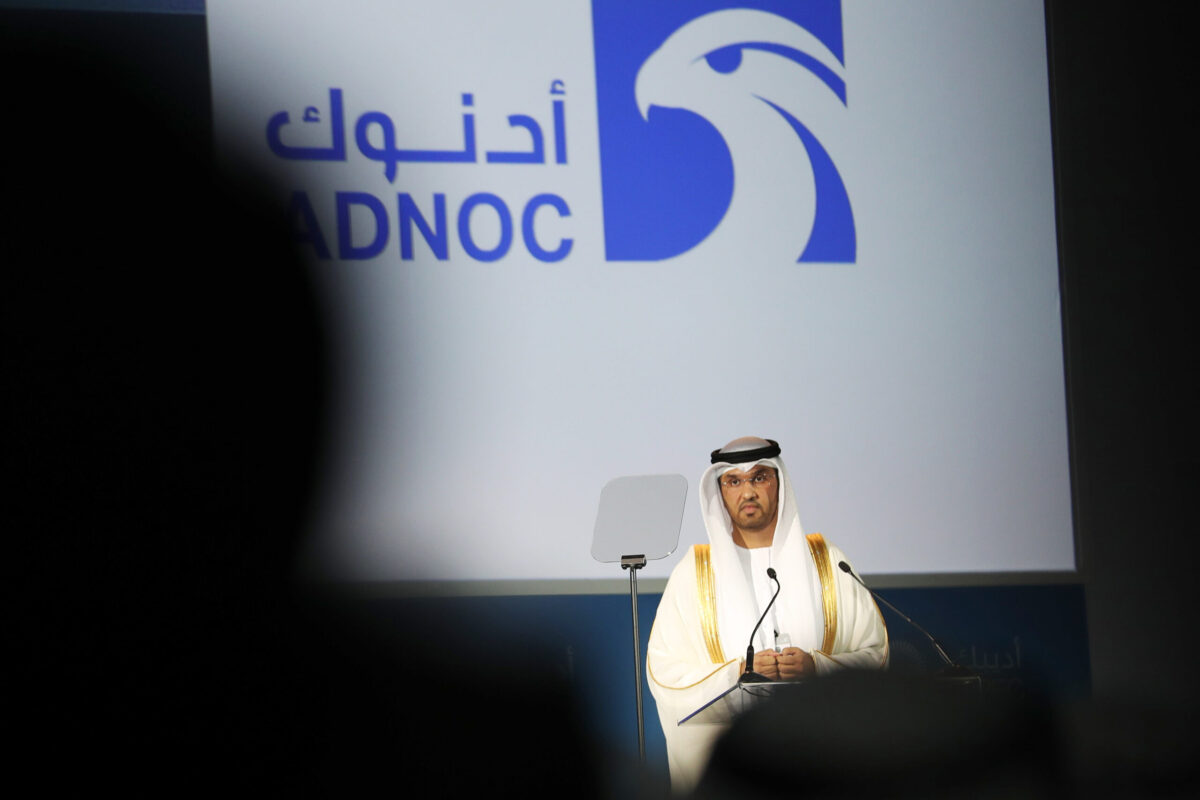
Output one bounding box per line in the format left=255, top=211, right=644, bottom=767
left=621, top=554, right=648, bottom=762
left=591, top=474, right=687, bottom=766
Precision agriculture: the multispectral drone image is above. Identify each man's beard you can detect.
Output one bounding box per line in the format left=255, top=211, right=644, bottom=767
left=733, top=503, right=776, bottom=531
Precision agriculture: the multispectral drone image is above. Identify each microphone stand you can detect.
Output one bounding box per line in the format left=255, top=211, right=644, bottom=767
left=739, top=568, right=781, bottom=684
left=838, top=561, right=979, bottom=684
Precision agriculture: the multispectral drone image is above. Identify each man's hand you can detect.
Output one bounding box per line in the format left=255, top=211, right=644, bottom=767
left=752, top=649, right=780, bottom=680
left=777, top=647, right=815, bottom=681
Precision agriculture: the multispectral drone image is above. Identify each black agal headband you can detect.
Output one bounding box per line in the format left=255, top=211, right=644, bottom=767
left=710, top=439, right=781, bottom=464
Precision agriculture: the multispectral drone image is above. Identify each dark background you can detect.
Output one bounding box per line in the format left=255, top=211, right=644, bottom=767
left=1045, top=0, right=1198, bottom=706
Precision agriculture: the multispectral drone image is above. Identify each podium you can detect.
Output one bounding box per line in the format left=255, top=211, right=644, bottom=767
left=679, top=679, right=811, bottom=726
left=680, top=672, right=981, bottom=728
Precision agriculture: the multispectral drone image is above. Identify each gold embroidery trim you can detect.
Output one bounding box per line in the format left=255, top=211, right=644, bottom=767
left=694, top=544, right=725, bottom=664
left=807, top=533, right=838, bottom=653
left=648, top=657, right=739, bottom=691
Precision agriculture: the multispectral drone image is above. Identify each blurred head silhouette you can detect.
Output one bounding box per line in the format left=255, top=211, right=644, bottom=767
left=4, top=15, right=595, bottom=795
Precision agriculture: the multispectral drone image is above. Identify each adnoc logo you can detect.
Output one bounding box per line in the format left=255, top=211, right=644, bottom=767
left=592, top=0, right=855, bottom=263
left=271, top=83, right=575, bottom=263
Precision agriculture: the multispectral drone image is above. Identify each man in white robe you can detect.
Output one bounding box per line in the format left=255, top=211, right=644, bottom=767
left=647, top=436, right=889, bottom=792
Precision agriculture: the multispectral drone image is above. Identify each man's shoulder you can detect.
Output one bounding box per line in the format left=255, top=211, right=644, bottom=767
left=803, top=532, right=847, bottom=559
left=663, top=544, right=703, bottom=584
left=675, top=543, right=703, bottom=568
left=801, top=533, right=858, bottom=583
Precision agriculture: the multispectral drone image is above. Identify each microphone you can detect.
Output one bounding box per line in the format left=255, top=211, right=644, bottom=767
left=837, top=561, right=974, bottom=677
left=739, top=567, right=781, bottom=683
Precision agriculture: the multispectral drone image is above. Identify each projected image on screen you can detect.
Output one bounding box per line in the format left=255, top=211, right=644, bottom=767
left=207, top=0, right=1073, bottom=584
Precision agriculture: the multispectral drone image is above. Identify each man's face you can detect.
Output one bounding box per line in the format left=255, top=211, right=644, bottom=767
left=718, top=465, right=779, bottom=532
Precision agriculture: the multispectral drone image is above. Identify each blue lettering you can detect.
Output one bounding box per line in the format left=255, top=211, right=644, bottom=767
left=305, top=190, right=570, bottom=263
left=457, top=193, right=513, bottom=262
left=336, top=192, right=388, bottom=260
left=287, top=191, right=330, bottom=259
left=398, top=193, right=449, bottom=260
left=522, top=194, right=573, bottom=262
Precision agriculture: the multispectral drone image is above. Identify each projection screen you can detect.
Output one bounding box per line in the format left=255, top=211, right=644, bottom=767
left=206, top=0, right=1073, bottom=584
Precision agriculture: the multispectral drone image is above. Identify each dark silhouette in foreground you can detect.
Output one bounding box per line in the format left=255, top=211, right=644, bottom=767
left=3, top=20, right=596, bottom=794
